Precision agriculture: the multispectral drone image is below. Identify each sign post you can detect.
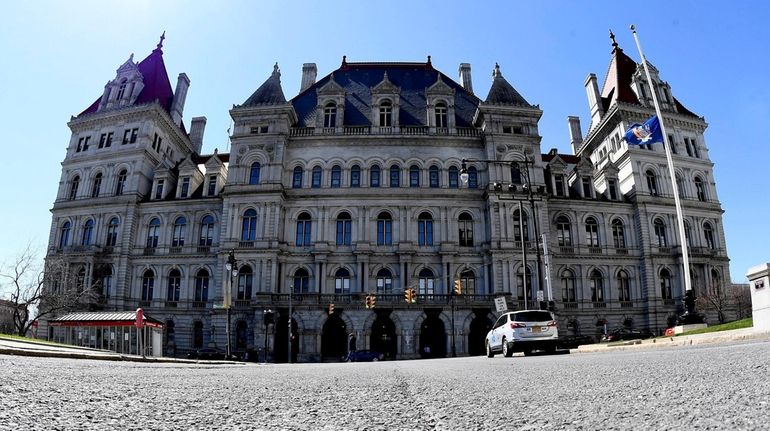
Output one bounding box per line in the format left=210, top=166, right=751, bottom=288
left=135, top=308, right=145, bottom=358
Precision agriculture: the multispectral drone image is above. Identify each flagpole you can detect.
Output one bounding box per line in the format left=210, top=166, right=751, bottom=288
left=630, top=25, right=693, bottom=298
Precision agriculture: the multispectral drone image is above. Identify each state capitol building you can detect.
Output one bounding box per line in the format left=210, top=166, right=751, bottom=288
left=42, top=34, right=731, bottom=361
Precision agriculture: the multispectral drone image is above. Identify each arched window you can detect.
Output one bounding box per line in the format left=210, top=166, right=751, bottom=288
left=59, top=221, right=71, bottom=249
left=311, top=166, right=322, bottom=188
left=146, top=218, right=160, bottom=248
left=418, top=268, right=435, bottom=295
left=556, top=216, right=572, bottom=246
left=199, top=215, right=215, bottom=246
left=249, top=162, right=261, bottom=185
left=293, top=268, right=309, bottom=294
left=237, top=266, right=253, bottom=300
left=611, top=219, right=626, bottom=249
left=99, top=266, right=112, bottom=298
left=429, top=165, right=440, bottom=188
left=370, top=165, right=381, bottom=187
left=76, top=267, right=86, bottom=291
left=334, top=268, right=350, bottom=294
left=460, top=269, right=476, bottom=295
left=167, top=269, right=181, bottom=301
left=513, top=209, right=529, bottom=242
left=590, top=269, right=604, bottom=302
left=350, top=165, right=361, bottom=187
left=172, top=216, right=186, bottom=247
left=81, top=219, right=94, bottom=246
left=704, top=222, right=716, bottom=249
left=376, top=212, right=392, bottom=246
left=389, top=165, right=400, bottom=187
left=376, top=268, right=393, bottom=293
left=336, top=212, right=351, bottom=246
left=676, top=174, right=685, bottom=198
left=516, top=266, right=532, bottom=300
left=235, top=321, right=248, bottom=350
left=561, top=269, right=576, bottom=302
left=91, top=173, right=102, bottom=198
left=296, top=212, right=312, bottom=246
left=448, top=166, right=459, bottom=188
left=710, top=268, right=722, bottom=296
left=418, top=212, right=434, bottom=246
left=69, top=175, right=80, bottom=200
left=694, top=176, right=706, bottom=201
left=323, top=102, right=337, bottom=128
left=654, top=218, right=667, bottom=247
left=458, top=213, right=474, bottom=247
left=142, top=269, right=154, bottom=301
left=617, top=270, right=630, bottom=302
left=241, top=209, right=257, bottom=241
left=192, top=321, right=204, bottom=349
left=510, top=164, right=522, bottom=184
left=292, top=166, right=303, bottom=188
left=434, top=102, right=448, bottom=128
left=194, top=269, right=209, bottom=302
left=684, top=220, right=692, bottom=247
left=585, top=217, right=599, bottom=247
left=467, top=166, right=478, bottom=189
left=331, top=165, right=342, bottom=188
left=646, top=170, right=659, bottom=196
left=379, top=100, right=392, bottom=127
left=115, top=170, right=127, bottom=195
left=660, top=268, right=673, bottom=300
left=106, top=217, right=119, bottom=247
left=409, top=165, right=420, bottom=187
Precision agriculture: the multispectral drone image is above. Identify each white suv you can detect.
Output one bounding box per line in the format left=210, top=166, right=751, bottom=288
left=485, top=310, right=558, bottom=357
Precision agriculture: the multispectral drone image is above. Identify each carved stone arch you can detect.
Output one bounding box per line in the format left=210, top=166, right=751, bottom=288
left=327, top=263, right=355, bottom=278
left=371, top=207, right=395, bottom=221
left=287, top=264, right=315, bottom=279
left=346, top=158, right=366, bottom=170
left=167, top=264, right=185, bottom=279
left=331, top=207, right=356, bottom=220
left=552, top=211, right=575, bottom=225
left=413, top=207, right=437, bottom=221
left=411, top=264, right=438, bottom=279
left=369, top=263, right=397, bottom=279
left=316, top=309, right=355, bottom=334
left=368, top=157, right=386, bottom=170
left=291, top=208, right=317, bottom=222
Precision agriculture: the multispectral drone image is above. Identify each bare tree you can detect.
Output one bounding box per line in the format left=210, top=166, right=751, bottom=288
left=0, top=244, right=99, bottom=337
left=695, top=280, right=731, bottom=324
left=731, top=283, right=752, bottom=319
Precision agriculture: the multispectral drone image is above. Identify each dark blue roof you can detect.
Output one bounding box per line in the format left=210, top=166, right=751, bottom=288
left=291, top=62, right=481, bottom=128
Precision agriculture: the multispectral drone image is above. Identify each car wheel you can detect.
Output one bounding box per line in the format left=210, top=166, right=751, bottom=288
left=486, top=341, right=494, bottom=358
left=502, top=338, right=513, bottom=357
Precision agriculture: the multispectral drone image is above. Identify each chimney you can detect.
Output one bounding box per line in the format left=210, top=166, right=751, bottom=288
left=171, top=73, right=191, bottom=127
left=568, top=116, right=584, bottom=153
left=300, top=63, right=317, bottom=92
left=458, top=63, right=473, bottom=94
left=189, top=116, right=206, bottom=154
left=584, top=73, right=604, bottom=128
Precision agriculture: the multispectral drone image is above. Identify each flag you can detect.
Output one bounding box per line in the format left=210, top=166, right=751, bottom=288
left=624, top=115, right=663, bottom=145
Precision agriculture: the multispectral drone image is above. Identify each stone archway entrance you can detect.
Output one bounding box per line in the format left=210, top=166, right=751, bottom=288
left=321, top=313, right=348, bottom=361
left=274, top=314, right=298, bottom=363
left=370, top=310, right=397, bottom=360
left=468, top=309, right=493, bottom=356
left=419, top=310, right=446, bottom=358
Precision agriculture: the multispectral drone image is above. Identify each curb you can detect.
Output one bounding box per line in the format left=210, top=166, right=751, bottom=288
left=0, top=347, right=247, bottom=365
left=571, top=329, right=770, bottom=354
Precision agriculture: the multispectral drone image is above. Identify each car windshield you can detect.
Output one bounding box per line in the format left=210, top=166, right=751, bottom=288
left=512, top=311, right=553, bottom=322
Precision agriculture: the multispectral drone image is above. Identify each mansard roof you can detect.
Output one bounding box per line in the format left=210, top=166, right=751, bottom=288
left=291, top=59, right=480, bottom=127
left=484, top=64, right=531, bottom=106
left=242, top=64, right=287, bottom=106
left=79, top=41, right=174, bottom=116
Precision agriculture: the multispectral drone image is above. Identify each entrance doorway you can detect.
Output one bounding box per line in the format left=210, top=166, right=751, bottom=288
left=321, top=313, right=348, bottom=361
left=274, top=314, right=298, bottom=363
left=370, top=310, right=397, bottom=359
left=468, top=310, right=493, bottom=356
left=419, top=310, right=446, bottom=358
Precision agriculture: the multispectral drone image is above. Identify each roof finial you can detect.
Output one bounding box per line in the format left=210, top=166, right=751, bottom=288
left=342, top=55, right=347, bottom=66
left=609, top=29, right=618, bottom=49
left=427, top=55, right=432, bottom=65
left=273, top=62, right=280, bottom=76
left=157, top=31, right=166, bottom=50
left=493, top=63, right=501, bottom=78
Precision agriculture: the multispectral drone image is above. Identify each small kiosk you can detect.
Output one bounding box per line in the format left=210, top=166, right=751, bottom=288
left=48, top=311, right=164, bottom=357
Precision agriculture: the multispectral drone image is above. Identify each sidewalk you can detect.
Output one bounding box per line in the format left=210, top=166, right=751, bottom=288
left=0, top=336, right=243, bottom=364
left=572, top=327, right=770, bottom=354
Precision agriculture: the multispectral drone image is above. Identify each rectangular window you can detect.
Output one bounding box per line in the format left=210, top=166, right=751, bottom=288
left=351, top=169, right=360, bottom=187
left=692, top=138, right=700, bottom=158
left=123, top=129, right=131, bottom=145
left=207, top=176, right=216, bottom=196
left=377, top=220, right=392, bottom=245
left=502, top=126, right=512, bottom=134
left=180, top=178, right=190, bottom=198
left=512, top=125, right=523, bottom=134
left=668, top=135, right=677, bottom=154
left=154, top=180, right=164, bottom=200
left=336, top=220, right=351, bottom=246
left=152, top=133, right=158, bottom=151
left=77, top=137, right=84, bottom=152
left=82, top=136, right=90, bottom=151
left=608, top=180, right=618, bottom=200
left=106, top=132, right=113, bottom=147
left=581, top=177, right=592, bottom=198
left=554, top=175, right=565, bottom=197
left=130, top=128, right=138, bottom=143
left=99, top=133, right=107, bottom=149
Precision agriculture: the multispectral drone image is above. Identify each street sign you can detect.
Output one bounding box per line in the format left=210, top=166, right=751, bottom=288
left=494, top=296, right=508, bottom=313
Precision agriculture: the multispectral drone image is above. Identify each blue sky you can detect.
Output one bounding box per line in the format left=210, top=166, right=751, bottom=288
left=0, top=1, right=767, bottom=282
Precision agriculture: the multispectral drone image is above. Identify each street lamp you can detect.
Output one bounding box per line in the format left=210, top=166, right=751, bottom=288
left=461, top=158, right=547, bottom=309
left=224, top=250, right=238, bottom=359
left=262, top=309, right=273, bottom=363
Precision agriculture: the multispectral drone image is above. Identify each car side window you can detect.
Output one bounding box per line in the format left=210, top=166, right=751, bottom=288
left=494, top=315, right=507, bottom=329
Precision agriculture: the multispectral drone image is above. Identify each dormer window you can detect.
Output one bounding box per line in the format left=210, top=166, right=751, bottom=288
left=608, top=179, right=618, bottom=200
left=323, top=103, right=337, bottom=128
left=554, top=175, right=566, bottom=197
left=434, top=103, right=447, bottom=128
left=180, top=177, right=190, bottom=198
left=379, top=100, right=392, bottom=127
left=581, top=176, right=592, bottom=198
left=117, top=80, right=127, bottom=100
left=154, top=179, right=164, bottom=200
left=207, top=175, right=217, bottom=196
left=250, top=125, right=269, bottom=134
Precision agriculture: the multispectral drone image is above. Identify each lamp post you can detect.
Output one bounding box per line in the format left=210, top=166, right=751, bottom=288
left=224, top=250, right=238, bottom=359
left=450, top=288, right=456, bottom=357
left=263, top=309, right=273, bottom=363
left=461, top=158, right=546, bottom=309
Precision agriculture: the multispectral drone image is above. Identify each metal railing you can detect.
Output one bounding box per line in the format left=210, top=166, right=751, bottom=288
left=289, top=126, right=480, bottom=137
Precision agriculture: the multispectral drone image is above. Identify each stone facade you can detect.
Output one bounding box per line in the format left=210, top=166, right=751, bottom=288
left=42, top=37, right=731, bottom=361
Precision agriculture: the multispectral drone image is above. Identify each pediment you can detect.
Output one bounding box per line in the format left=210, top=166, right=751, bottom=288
left=426, top=75, right=455, bottom=96
left=547, top=155, right=567, bottom=171
left=371, top=72, right=400, bottom=94
left=574, top=156, right=594, bottom=173
left=317, top=75, right=346, bottom=96
left=115, top=54, right=142, bottom=80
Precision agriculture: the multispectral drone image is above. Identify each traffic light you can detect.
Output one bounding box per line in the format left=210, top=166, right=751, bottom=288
left=368, top=294, right=376, bottom=309
left=365, top=295, right=372, bottom=309
left=328, top=303, right=334, bottom=314
left=404, top=288, right=417, bottom=303
left=453, top=278, right=462, bottom=295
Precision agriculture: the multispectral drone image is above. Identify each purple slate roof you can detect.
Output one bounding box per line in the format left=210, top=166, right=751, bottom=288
left=78, top=45, right=175, bottom=117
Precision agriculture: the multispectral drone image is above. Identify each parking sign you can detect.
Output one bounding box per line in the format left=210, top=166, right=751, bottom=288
left=494, top=296, right=507, bottom=313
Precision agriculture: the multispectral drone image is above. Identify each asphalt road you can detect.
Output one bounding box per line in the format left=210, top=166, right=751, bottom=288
left=1, top=340, right=768, bottom=430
